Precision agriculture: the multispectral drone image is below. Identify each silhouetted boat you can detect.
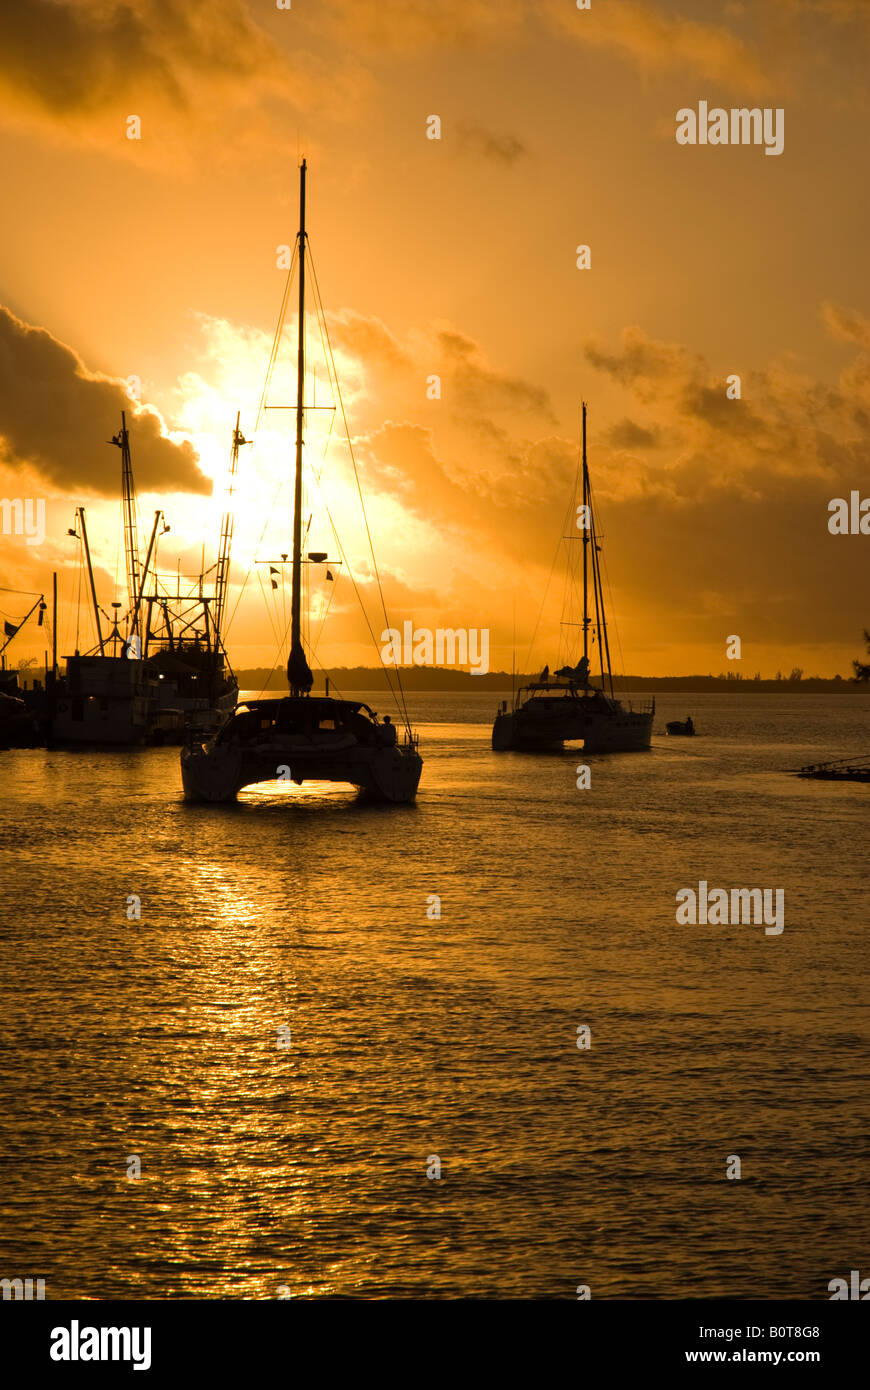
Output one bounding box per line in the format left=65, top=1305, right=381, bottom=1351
left=0, top=590, right=48, bottom=745
left=139, top=415, right=240, bottom=742
left=181, top=158, right=422, bottom=804
left=666, top=717, right=695, bottom=736
left=50, top=416, right=238, bottom=747
left=0, top=687, right=42, bottom=749
left=492, top=403, right=654, bottom=753
left=796, top=755, right=870, bottom=783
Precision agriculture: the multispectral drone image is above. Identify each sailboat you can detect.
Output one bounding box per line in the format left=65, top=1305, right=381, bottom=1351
left=181, top=159, right=423, bottom=804
left=492, top=403, right=654, bottom=753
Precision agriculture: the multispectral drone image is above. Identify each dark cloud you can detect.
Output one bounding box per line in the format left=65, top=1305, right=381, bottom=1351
left=0, top=305, right=207, bottom=495
left=0, top=0, right=283, bottom=117
left=822, top=301, right=870, bottom=349
left=606, top=417, right=662, bottom=449
left=0, top=0, right=306, bottom=156
left=542, top=0, right=772, bottom=95
left=457, top=122, right=528, bottom=166
left=321, top=0, right=522, bottom=51
left=679, top=383, right=767, bottom=437
left=326, top=310, right=412, bottom=372
left=585, top=327, right=695, bottom=392
left=437, top=326, right=555, bottom=418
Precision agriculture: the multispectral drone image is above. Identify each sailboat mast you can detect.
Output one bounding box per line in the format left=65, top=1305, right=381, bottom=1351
left=581, top=402, right=590, bottom=667
left=287, top=157, right=314, bottom=695
left=584, top=411, right=615, bottom=700
left=292, top=156, right=306, bottom=662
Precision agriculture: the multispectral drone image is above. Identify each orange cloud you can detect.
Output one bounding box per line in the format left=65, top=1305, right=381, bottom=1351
left=543, top=0, right=773, bottom=94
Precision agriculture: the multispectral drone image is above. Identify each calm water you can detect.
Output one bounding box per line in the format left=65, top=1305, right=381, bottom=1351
left=1, top=691, right=867, bottom=1299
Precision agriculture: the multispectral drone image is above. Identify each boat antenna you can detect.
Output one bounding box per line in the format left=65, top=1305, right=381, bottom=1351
left=287, top=156, right=314, bottom=696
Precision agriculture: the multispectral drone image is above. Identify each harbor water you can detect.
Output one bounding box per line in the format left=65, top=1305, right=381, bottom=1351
left=0, top=691, right=867, bottom=1298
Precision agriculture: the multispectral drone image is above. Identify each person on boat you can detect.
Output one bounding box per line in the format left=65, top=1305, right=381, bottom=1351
left=379, top=714, right=398, bottom=747
left=557, top=656, right=590, bottom=685
left=686, top=715, right=694, bottom=733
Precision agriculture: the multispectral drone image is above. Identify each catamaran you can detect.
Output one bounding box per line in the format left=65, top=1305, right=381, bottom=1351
left=181, top=159, right=423, bottom=804
left=492, top=403, right=654, bottom=753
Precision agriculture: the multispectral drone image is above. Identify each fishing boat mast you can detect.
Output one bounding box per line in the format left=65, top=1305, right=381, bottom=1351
left=113, top=412, right=142, bottom=639
left=214, top=413, right=247, bottom=646
left=287, top=157, right=314, bottom=695
left=75, top=507, right=105, bottom=656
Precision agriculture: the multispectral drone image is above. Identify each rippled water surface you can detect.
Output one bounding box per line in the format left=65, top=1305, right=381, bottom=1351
left=1, top=691, right=867, bottom=1298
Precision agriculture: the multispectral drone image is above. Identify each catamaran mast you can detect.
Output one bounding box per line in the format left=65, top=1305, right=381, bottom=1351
left=52, top=571, right=57, bottom=679
left=287, top=157, right=314, bottom=695
left=581, top=402, right=590, bottom=669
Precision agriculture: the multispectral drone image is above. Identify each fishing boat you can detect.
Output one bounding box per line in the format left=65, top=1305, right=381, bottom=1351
left=492, top=403, right=654, bottom=753
left=49, top=501, right=159, bottom=746
left=181, top=158, right=422, bottom=805
left=0, top=589, right=48, bottom=746
left=0, top=687, right=42, bottom=749
left=50, top=414, right=238, bottom=746
left=115, top=411, right=238, bottom=743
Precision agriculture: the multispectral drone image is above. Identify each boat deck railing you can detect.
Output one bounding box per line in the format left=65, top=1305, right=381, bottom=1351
left=627, top=697, right=656, bottom=715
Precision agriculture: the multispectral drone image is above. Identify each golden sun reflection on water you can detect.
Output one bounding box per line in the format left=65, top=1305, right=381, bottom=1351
left=1, top=697, right=868, bottom=1297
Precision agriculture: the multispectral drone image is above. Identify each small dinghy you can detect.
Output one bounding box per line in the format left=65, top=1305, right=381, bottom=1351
left=666, top=716, right=695, bottom=736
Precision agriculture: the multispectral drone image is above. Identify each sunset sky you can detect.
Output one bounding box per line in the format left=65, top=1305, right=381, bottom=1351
left=0, top=0, right=868, bottom=678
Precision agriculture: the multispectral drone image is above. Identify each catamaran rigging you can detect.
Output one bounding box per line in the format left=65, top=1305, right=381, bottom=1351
left=181, top=157, right=423, bottom=803
left=492, top=402, right=654, bottom=753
